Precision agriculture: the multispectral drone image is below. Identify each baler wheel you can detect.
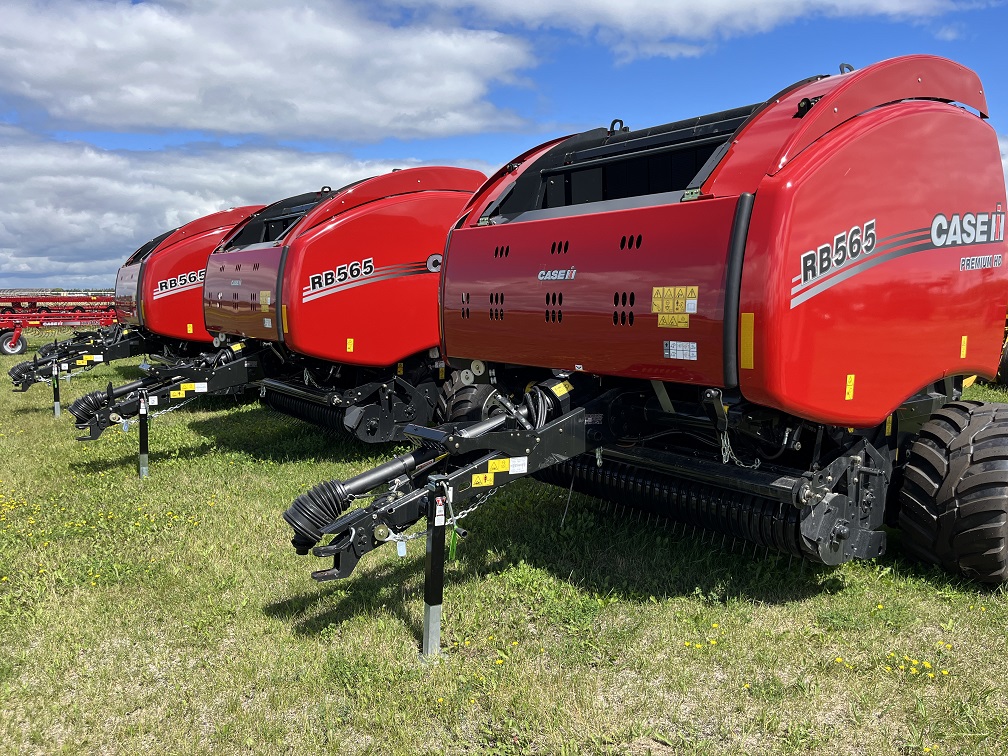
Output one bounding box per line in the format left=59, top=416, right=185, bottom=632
left=436, top=371, right=497, bottom=423
left=899, top=400, right=1008, bottom=583
left=1, top=332, right=28, bottom=356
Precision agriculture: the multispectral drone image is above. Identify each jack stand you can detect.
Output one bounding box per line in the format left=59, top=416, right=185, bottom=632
left=138, top=389, right=149, bottom=479
left=421, top=492, right=448, bottom=656
left=52, top=362, right=61, bottom=418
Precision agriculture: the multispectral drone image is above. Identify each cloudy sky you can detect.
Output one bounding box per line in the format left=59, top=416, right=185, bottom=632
left=1, top=0, right=1007, bottom=288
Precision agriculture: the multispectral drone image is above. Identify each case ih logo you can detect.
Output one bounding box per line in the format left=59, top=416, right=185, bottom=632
left=152, top=269, right=205, bottom=300
left=537, top=267, right=577, bottom=281
left=931, top=206, right=1005, bottom=249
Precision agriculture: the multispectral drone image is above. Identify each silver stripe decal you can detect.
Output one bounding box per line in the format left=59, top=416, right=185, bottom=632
left=301, top=265, right=431, bottom=303
left=789, top=228, right=931, bottom=295
left=151, top=280, right=202, bottom=300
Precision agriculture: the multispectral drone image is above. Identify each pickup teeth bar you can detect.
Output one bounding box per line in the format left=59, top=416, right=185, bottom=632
left=536, top=456, right=807, bottom=559
left=259, top=390, right=347, bottom=434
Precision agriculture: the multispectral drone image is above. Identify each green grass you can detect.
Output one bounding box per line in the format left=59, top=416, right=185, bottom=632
left=1, top=329, right=1006, bottom=755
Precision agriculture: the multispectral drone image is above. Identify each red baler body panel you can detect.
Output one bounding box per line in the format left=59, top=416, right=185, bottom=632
left=441, top=55, right=1008, bottom=427
left=203, top=167, right=484, bottom=366
left=738, top=101, right=1007, bottom=425
left=443, top=197, right=737, bottom=384
left=113, top=206, right=262, bottom=342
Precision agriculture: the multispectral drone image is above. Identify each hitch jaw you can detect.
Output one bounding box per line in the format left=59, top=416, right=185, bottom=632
left=309, top=488, right=428, bottom=581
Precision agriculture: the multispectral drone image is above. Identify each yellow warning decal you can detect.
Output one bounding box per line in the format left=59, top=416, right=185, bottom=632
left=259, top=290, right=270, bottom=312
left=551, top=380, right=575, bottom=397
left=347, top=338, right=354, bottom=353
left=845, top=374, right=855, bottom=401
left=281, top=304, right=289, bottom=334
left=488, top=459, right=511, bottom=474
left=186, top=323, right=193, bottom=334
left=231, top=342, right=244, bottom=352
left=439, top=366, right=445, bottom=380
left=885, top=415, right=893, bottom=436
left=75, top=359, right=86, bottom=366
left=170, top=390, right=185, bottom=399
left=397, top=362, right=404, bottom=376
left=658, top=314, right=690, bottom=328
left=652, top=285, right=699, bottom=318
left=472, top=472, right=495, bottom=488
left=961, top=335, right=968, bottom=359
left=740, top=313, right=754, bottom=370
left=180, top=383, right=195, bottom=392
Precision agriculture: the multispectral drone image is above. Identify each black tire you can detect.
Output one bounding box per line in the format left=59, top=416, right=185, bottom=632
left=71, top=306, right=85, bottom=313
left=899, top=400, right=1008, bottom=583
left=36, top=307, right=50, bottom=313
left=1, top=333, right=28, bottom=356
left=0, top=307, right=13, bottom=315
left=436, top=371, right=498, bottom=423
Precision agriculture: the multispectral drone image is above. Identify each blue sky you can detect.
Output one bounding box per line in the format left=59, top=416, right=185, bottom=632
left=1, top=0, right=1006, bottom=288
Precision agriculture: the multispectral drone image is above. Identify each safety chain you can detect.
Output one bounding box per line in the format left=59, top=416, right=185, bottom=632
left=720, top=430, right=761, bottom=469
left=149, top=396, right=197, bottom=420
left=387, top=486, right=499, bottom=545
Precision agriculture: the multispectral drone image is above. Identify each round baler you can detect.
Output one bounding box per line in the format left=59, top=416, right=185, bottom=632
left=8, top=206, right=262, bottom=393
left=283, top=55, right=1008, bottom=589
left=71, top=167, right=485, bottom=444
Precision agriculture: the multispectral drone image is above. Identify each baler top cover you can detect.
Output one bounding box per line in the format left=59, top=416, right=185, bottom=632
left=204, top=166, right=484, bottom=367
left=441, top=54, right=1006, bottom=426
left=113, top=205, right=263, bottom=342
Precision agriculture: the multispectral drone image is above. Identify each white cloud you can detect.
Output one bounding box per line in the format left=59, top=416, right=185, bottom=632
left=390, top=0, right=958, bottom=59
left=0, top=126, right=492, bottom=288
left=0, top=0, right=531, bottom=139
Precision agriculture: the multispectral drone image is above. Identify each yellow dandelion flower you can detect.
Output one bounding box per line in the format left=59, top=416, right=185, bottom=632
left=945, top=644, right=952, bottom=649
left=711, top=623, right=719, bottom=628
left=437, top=698, right=444, bottom=703
left=835, top=656, right=843, bottom=663
left=923, top=662, right=932, bottom=669
left=710, top=639, right=717, bottom=645
left=495, top=659, right=503, bottom=665
left=928, top=673, right=935, bottom=679
left=877, top=604, right=884, bottom=609
left=941, top=669, right=949, bottom=675
left=910, top=668, right=919, bottom=675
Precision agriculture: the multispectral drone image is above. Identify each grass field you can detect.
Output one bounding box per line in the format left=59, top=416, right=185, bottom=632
left=1, top=330, right=1006, bottom=755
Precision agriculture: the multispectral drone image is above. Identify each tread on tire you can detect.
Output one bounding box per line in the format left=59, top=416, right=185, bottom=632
left=899, top=400, right=1008, bottom=583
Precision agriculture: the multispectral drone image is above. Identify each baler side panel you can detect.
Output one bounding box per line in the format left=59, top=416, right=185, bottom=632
left=442, top=197, right=738, bottom=382
left=739, top=101, right=1008, bottom=426
left=114, top=263, right=142, bottom=325
left=282, top=192, right=467, bottom=366
left=203, top=245, right=284, bottom=340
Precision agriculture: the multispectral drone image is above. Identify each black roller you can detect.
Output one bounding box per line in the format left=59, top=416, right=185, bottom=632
left=537, top=455, right=806, bottom=558
left=260, top=390, right=348, bottom=435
